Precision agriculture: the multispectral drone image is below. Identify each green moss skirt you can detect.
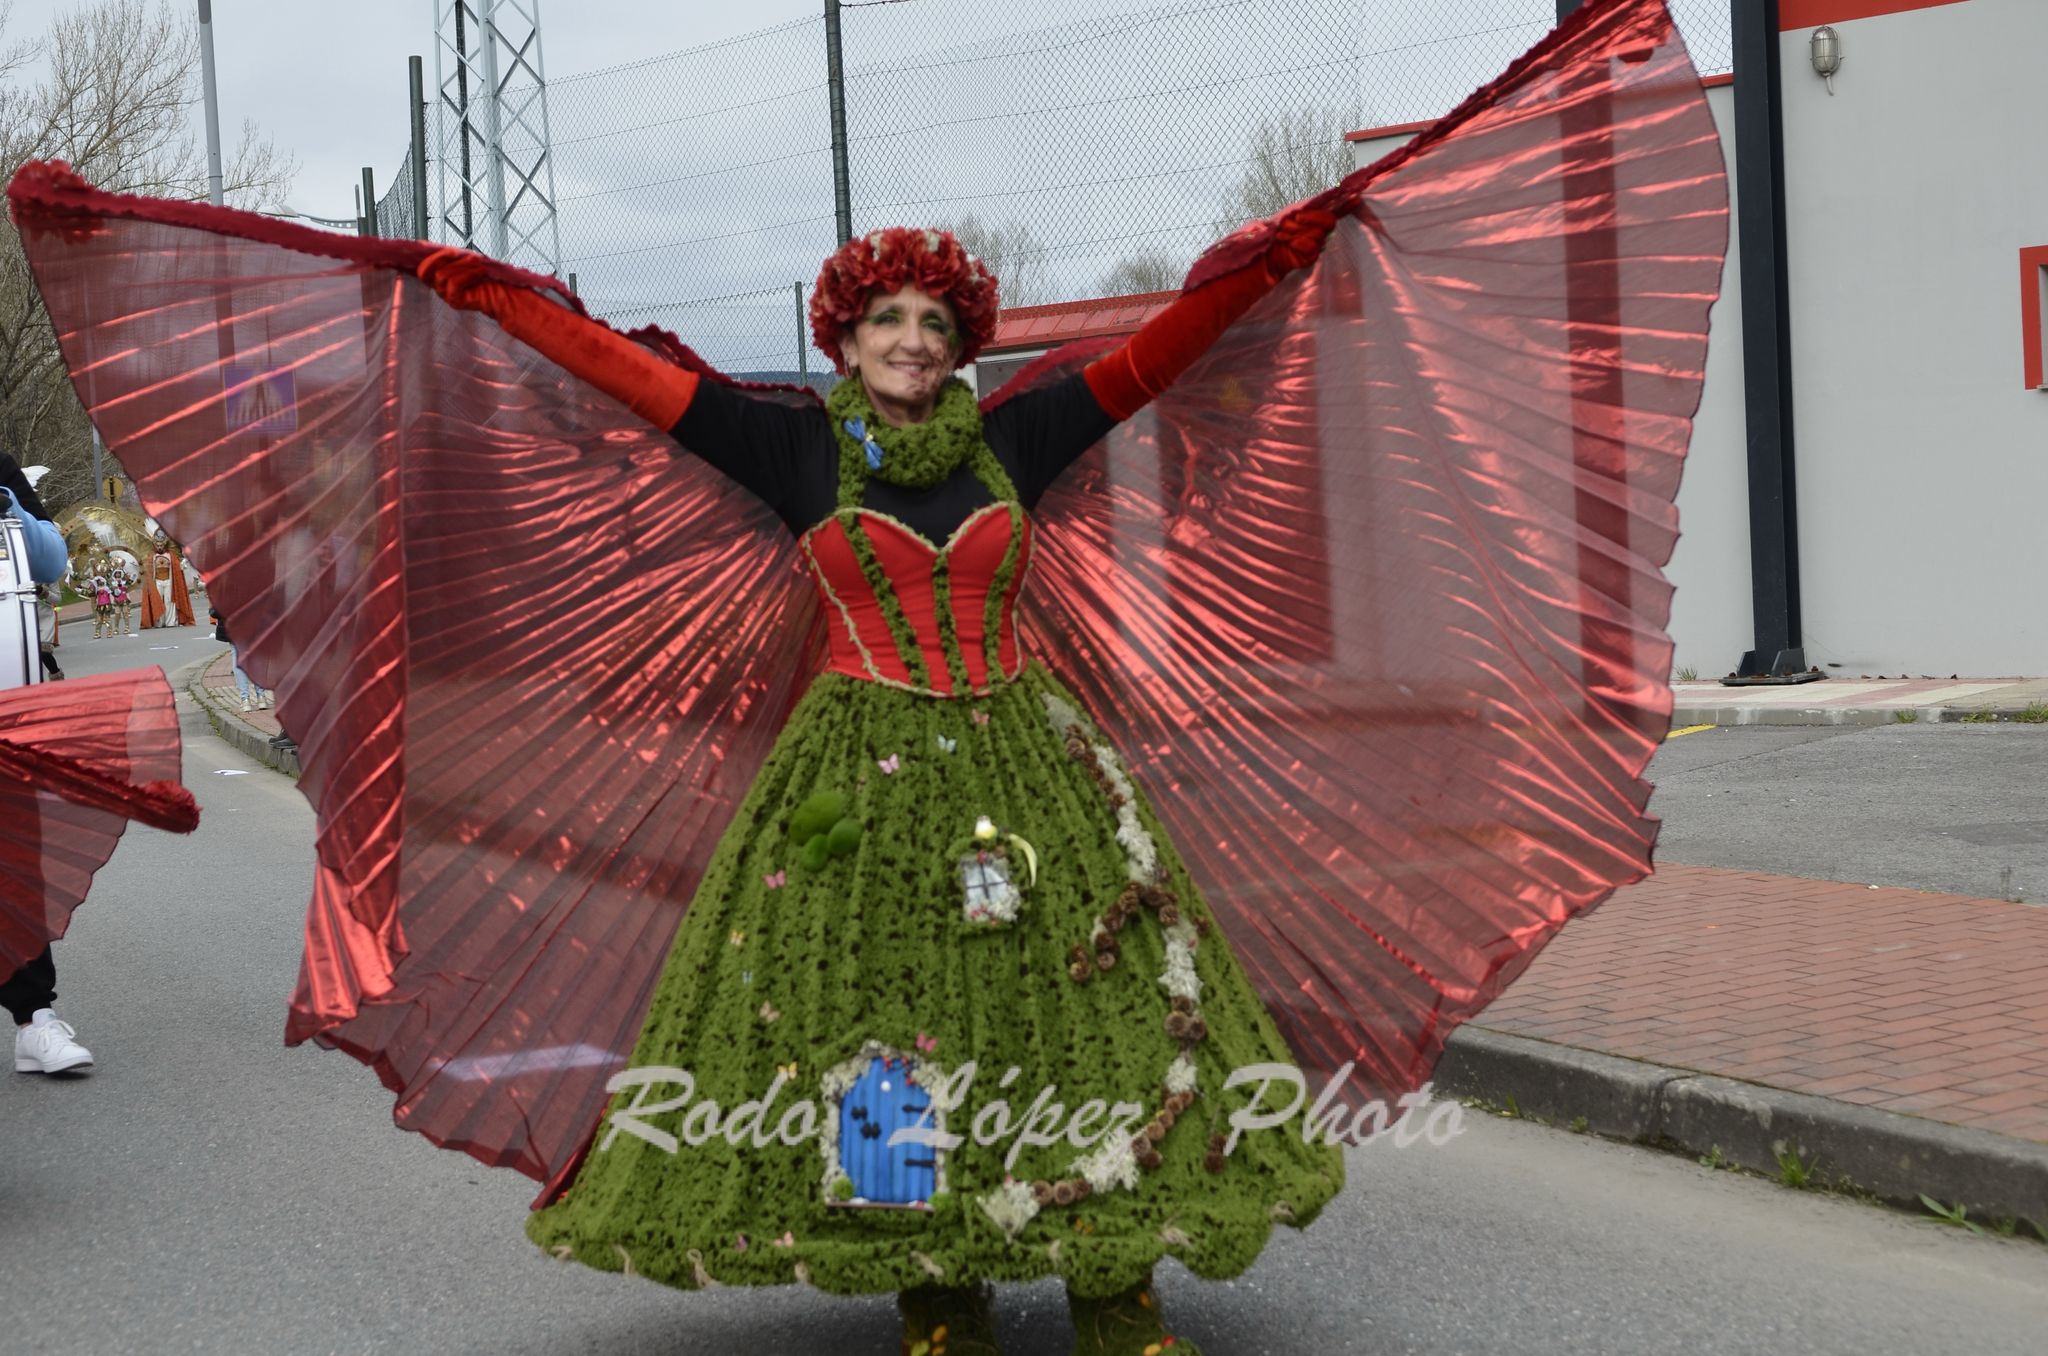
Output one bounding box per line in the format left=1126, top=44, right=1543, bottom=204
left=527, top=663, right=1343, bottom=1298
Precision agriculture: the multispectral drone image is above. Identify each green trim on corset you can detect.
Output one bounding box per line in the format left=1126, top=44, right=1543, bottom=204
left=840, top=513, right=933, bottom=690
left=929, top=553, right=975, bottom=695
left=826, top=376, right=1021, bottom=693
left=981, top=504, right=1024, bottom=680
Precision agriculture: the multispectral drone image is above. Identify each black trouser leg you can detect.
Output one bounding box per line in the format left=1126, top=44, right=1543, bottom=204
left=39, top=646, right=63, bottom=680
left=0, top=945, right=57, bottom=1024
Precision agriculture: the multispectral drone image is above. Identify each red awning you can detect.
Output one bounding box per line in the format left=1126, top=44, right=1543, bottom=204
left=987, top=290, right=1175, bottom=355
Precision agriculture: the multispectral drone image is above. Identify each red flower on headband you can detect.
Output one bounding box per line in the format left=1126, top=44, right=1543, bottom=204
left=809, top=226, right=1000, bottom=374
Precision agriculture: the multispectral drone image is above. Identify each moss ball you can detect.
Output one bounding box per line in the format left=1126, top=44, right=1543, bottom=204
left=798, top=835, right=831, bottom=872
left=790, top=790, right=850, bottom=844
left=826, top=817, right=863, bottom=858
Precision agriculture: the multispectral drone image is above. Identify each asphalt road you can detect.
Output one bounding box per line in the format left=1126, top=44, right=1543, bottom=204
left=6, top=631, right=2046, bottom=1354
left=1648, top=723, right=2048, bottom=904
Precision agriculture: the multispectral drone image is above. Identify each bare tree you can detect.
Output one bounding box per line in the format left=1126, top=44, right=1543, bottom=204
left=1096, top=246, right=1183, bottom=299
left=1219, top=104, right=1358, bottom=229
left=0, top=0, right=296, bottom=509
left=945, top=213, right=1053, bottom=308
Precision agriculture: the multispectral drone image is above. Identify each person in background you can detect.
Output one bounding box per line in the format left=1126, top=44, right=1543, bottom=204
left=92, top=573, right=113, bottom=638
left=209, top=605, right=269, bottom=711
left=1, top=448, right=95, bottom=1074
left=37, top=582, right=62, bottom=680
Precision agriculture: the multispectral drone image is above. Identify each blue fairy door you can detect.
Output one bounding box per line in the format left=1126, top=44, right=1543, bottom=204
left=839, top=1055, right=937, bottom=1205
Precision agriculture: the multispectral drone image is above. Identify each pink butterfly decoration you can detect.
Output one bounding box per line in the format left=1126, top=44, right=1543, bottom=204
left=915, top=1031, right=938, bottom=1052
left=763, top=869, right=787, bottom=889
left=771, top=1232, right=796, bottom=1248
left=877, top=754, right=901, bottom=774
left=734, top=1233, right=749, bottom=1252
left=971, top=710, right=990, bottom=725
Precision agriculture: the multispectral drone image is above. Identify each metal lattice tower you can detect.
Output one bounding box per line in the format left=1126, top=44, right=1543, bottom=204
left=432, top=0, right=563, bottom=273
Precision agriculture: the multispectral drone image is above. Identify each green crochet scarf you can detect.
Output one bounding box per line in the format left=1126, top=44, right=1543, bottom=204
left=827, top=375, right=985, bottom=491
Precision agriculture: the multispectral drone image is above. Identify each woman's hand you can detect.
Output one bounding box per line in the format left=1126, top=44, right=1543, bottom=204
left=412, top=247, right=702, bottom=431
left=417, top=247, right=511, bottom=313
left=1082, top=202, right=1345, bottom=421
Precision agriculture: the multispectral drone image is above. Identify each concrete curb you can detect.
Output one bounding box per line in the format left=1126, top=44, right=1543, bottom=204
left=178, top=652, right=298, bottom=778
left=1673, top=703, right=2046, bottom=728
left=1436, top=1026, right=2048, bottom=1231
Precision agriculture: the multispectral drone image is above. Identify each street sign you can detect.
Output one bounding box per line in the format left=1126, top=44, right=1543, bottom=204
left=222, top=363, right=296, bottom=435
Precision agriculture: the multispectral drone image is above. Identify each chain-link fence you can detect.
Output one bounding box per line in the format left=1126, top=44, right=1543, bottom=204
left=373, top=144, right=422, bottom=240
left=370, top=1, right=1732, bottom=376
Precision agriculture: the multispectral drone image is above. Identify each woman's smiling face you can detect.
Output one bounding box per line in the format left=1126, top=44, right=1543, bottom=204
left=838, top=285, right=961, bottom=426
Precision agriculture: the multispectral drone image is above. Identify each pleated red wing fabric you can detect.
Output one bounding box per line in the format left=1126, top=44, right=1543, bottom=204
left=11, top=0, right=1725, bottom=1188
left=10, top=163, right=818, bottom=1186
left=1016, top=0, right=1727, bottom=1095
left=0, top=668, right=197, bottom=978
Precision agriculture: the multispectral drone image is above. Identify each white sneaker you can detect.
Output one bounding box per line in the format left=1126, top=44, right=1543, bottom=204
left=240, top=695, right=253, bottom=712
left=258, top=692, right=273, bottom=710
left=15, top=1013, right=94, bottom=1074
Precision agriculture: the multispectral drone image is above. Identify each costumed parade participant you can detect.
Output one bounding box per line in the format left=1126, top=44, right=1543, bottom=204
left=137, top=533, right=194, bottom=628
left=1, top=449, right=200, bottom=1073
left=9, top=2, right=1725, bottom=1349
left=110, top=570, right=132, bottom=637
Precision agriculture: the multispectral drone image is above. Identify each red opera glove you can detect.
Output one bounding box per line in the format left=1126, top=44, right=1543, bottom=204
left=1084, top=205, right=1339, bottom=421
left=415, top=247, right=700, bottom=430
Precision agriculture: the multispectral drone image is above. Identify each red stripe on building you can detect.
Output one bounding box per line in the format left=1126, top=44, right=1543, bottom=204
left=1779, top=0, right=1968, bottom=28
left=2023, top=246, right=2048, bottom=392
left=991, top=292, right=1176, bottom=353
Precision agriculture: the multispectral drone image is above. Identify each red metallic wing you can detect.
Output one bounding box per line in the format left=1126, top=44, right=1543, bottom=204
left=1017, top=0, right=1728, bottom=1095
left=9, top=168, right=814, bottom=1187
left=0, top=667, right=195, bottom=977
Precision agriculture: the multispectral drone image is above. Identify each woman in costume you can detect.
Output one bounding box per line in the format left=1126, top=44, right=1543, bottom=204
left=10, top=2, right=1727, bottom=1349
left=137, top=535, right=194, bottom=629
left=411, top=207, right=1344, bottom=1352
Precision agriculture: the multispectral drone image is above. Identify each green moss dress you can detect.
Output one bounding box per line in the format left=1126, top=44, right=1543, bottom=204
left=526, top=418, right=1343, bottom=1299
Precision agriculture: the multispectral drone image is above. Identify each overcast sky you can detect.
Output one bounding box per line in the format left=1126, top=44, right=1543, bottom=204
left=0, top=2, right=1730, bottom=371
left=1, top=0, right=837, bottom=216
left=0, top=1, right=1179, bottom=219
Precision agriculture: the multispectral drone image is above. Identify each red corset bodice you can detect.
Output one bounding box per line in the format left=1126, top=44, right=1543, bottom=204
left=800, top=504, right=1034, bottom=697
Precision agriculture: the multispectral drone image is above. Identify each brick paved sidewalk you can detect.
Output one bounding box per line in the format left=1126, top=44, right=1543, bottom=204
left=1479, top=863, right=2048, bottom=1144
left=198, top=649, right=284, bottom=737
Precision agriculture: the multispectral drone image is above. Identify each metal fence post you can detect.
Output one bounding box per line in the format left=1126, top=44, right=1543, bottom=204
left=197, top=0, right=225, bottom=207
left=1730, top=0, right=1809, bottom=680
left=409, top=55, right=431, bottom=240
left=824, top=0, right=852, bottom=245
left=795, top=282, right=809, bottom=385
left=361, top=168, right=379, bottom=237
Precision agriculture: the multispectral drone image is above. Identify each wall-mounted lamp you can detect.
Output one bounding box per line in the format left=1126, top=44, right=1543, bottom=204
left=1810, top=26, right=1842, bottom=95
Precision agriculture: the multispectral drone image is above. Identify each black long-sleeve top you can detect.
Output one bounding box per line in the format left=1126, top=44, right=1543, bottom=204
left=668, top=373, right=1116, bottom=544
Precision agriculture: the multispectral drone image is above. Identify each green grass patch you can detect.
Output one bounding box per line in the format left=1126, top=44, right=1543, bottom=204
left=1918, top=1195, right=1986, bottom=1235
left=1775, top=1143, right=1819, bottom=1189
left=2013, top=703, right=2048, bottom=724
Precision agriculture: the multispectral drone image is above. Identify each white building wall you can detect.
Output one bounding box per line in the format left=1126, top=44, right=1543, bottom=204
left=1661, top=82, right=1751, bottom=681
left=1353, top=0, right=2048, bottom=677
left=1778, top=0, right=2048, bottom=676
